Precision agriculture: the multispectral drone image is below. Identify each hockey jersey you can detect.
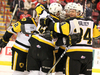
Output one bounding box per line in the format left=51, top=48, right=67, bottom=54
left=31, top=3, right=60, bottom=47
left=48, top=17, right=100, bottom=52
left=2, top=17, right=37, bottom=53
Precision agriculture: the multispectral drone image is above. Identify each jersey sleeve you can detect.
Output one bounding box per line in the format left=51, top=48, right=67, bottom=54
left=49, top=22, right=70, bottom=36
left=12, top=21, right=21, bottom=33
left=93, top=24, right=100, bottom=38
left=1, top=21, right=22, bottom=42
left=35, top=4, right=45, bottom=17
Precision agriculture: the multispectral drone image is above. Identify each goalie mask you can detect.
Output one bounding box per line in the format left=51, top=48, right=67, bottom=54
left=49, top=3, right=63, bottom=17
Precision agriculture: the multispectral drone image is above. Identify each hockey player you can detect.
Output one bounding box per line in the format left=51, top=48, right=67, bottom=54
left=54, top=3, right=76, bottom=75
left=40, top=3, right=100, bottom=75
left=0, top=17, right=37, bottom=75
left=27, top=3, right=63, bottom=75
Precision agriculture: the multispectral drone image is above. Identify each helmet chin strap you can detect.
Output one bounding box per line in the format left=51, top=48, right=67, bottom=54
left=55, top=12, right=60, bottom=18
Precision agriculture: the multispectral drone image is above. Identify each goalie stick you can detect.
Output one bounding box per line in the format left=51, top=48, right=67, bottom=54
left=7, top=4, right=18, bottom=28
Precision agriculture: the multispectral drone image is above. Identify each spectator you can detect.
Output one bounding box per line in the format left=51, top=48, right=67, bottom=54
left=43, top=0, right=50, bottom=11
left=17, top=0, right=24, bottom=10
left=32, top=0, right=36, bottom=2
left=91, top=0, right=97, bottom=12
left=97, top=0, right=100, bottom=14
left=64, top=0, right=74, bottom=3
left=7, top=0, right=13, bottom=5
left=24, top=0, right=32, bottom=10
left=86, top=2, right=92, bottom=18
left=28, top=3, right=36, bottom=18
left=16, top=0, right=24, bottom=20
left=20, top=9, right=31, bottom=20
left=10, top=0, right=16, bottom=12
left=50, top=0, right=57, bottom=3
left=74, top=0, right=79, bottom=3
left=17, top=9, right=24, bottom=20
left=97, top=21, right=100, bottom=28
left=10, top=0, right=24, bottom=12
left=79, top=0, right=84, bottom=6
left=97, top=14, right=100, bottom=24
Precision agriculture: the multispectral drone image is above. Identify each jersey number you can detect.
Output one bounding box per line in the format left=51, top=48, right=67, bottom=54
left=74, top=28, right=92, bottom=44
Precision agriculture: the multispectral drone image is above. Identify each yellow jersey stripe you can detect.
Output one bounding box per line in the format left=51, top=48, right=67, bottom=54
left=66, top=56, right=70, bottom=75
left=13, top=51, right=18, bottom=70
left=13, top=45, right=28, bottom=53
left=60, top=46, right=66, bottom=50
left=66, top=49, right=93, bottom=52
left=32, top=35, right=55, bottom=47
left=31, top=18, right=37, bottom=27
left=54, top=23, right=57, bottom=33
left=50, top=14, right=59, bottom=20
left=52, top=51, right=56, bottom=72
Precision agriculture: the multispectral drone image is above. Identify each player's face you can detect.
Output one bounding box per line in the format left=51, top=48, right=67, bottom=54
left=56, top=12, right=60, bottom=17
left=69, top=9, right=77, bottom=17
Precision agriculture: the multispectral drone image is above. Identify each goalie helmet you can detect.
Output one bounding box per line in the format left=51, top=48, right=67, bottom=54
left=49, top=3, right=63, bottom=17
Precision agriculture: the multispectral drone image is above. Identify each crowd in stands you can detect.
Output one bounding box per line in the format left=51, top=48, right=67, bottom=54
left=7, top=0, right=100, bottom=24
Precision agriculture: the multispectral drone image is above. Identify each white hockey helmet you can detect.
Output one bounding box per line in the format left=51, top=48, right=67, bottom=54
left=49, top=3, right=63, bottom=16
left=76, top=3, right=83, bottom=16
left=69, top=2, right=78, bottom=11
left=64, top=2, right=73, bottom=12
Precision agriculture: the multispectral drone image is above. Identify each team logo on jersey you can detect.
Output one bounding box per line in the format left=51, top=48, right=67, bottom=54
left=36, top=45, right=41, bottom=48
left=81, top=55, right=86, bottom=59
left=19, top=63, right=24, bottom=68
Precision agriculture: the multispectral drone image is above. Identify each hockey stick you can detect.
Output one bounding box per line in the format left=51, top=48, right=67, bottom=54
left=47, top=45, right=71, bottom=75
left=73, top=19, right=80, bottom=33
left=83, top=0, right=87, bottom=18
left=47, top=19, right=80, bottom=75
left=7, top=4, right=18, bottom=28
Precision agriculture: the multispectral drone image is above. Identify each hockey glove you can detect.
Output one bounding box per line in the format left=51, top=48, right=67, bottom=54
left=0, top=38, right=8, bottom=48
left=40, top=17, right=52, bottom=27
left=69, top=33, right=81, bottom=45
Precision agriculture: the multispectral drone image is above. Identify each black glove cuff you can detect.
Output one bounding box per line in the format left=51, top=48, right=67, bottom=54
left=3, top=31, right=13, bottom=42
